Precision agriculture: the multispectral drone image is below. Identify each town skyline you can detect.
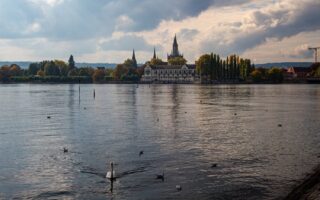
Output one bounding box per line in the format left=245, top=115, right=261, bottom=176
left=0, top=0, right=319, bottom=64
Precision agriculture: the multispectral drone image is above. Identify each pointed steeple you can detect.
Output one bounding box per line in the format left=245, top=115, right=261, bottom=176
left=173, top=34, right=178, bottom=46
left=132, top=49, right=136, bottom=60
left=153, top=47, right=157, bottom=59
left=132, top=49, right=137, bottom=68
left=171, top=34, right=179, bottom=57
left=167, top=34, right=184, bottom=61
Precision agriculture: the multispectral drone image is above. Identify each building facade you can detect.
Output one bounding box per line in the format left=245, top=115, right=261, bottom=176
left=142, top=35, right=197, bottom=83
left=142, top=64, right=196, bottom=83
left=286, top=67, right=311, bottom=80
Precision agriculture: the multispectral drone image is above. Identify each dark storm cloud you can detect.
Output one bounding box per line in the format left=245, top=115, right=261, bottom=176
left=0, top=0, right=250, bottom=40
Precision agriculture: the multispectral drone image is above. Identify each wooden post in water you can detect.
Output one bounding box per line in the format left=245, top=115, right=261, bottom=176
left=93, top=89, right=95, bottom=99
left=78, top=79, right=81, bottom=104
left=110, top=162, right=114, bottom=192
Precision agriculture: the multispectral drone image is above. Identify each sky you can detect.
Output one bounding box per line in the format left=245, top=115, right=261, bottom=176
left=0, top=0, right=319, bottom=64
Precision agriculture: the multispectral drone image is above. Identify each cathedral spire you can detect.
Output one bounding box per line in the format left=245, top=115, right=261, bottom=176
left=132, top=49, right=137, bottom=68
left=167, top=34, right=184, bottom=61
left=173, top=34, right=178, bottom=46
left=171, top=34, right=179, bottom=57
left=153, top=47, right=157, bottom=59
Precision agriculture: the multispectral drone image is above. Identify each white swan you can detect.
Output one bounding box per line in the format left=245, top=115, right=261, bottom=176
left=106, top=162, right=116, bottom=180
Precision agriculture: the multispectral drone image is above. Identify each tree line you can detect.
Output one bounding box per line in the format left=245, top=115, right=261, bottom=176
left=0, top=55, right=116, bottom=83
left=196, top=53, right=254, bottom=82
left=2, top=53, right=319, bottom=83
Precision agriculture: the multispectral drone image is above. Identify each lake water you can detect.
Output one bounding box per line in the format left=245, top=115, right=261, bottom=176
left=0, top=84, right=320, bottom=200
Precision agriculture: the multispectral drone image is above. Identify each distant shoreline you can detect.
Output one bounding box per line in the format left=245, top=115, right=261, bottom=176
left=0, top=80, right=318, bottom=85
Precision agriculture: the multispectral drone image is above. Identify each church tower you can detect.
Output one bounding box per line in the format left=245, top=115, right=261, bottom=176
left=167, top=35, right=183, bottom=61
left=172, top=35, right=179, bottom=57
left=132, top=49, right=138, bottom=68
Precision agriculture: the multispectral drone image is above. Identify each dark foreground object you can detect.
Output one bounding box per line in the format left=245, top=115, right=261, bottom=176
left=284, top=164, right=320, bottom=200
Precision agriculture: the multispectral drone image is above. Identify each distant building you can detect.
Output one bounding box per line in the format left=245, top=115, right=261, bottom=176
left=141, top=35, right=197, bottom=83
left=286, top=67, right=311, bottom=79
left=142, top=64, right=196, bottom=83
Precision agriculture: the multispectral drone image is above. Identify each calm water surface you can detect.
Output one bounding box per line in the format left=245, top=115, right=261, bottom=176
left=0, top=84, right=320, bottom=200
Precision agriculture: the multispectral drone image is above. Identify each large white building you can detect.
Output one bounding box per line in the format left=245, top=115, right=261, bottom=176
left=141, top=35, right=197, bottom=83
left=142, top=64, right=196, bottom=83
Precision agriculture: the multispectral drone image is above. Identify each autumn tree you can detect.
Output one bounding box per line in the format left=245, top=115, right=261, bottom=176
left=37, top=70, right=45, bottom=77
left=92, top=69, right=105, bottom=83
left=250, top=69, right=263, bottom=82
left=150, top=58, right=165, bottom=65
left=196, top=54, right=211, bottom=75
left=267, top=67, right=283, bottom=83
left=0, top=65, right=11, bottom=82
left=9, top=64, right=22, bottom=76
left=168, top=57, right=187, bottom=65
left=54, top=60, right=69, bottom=76
left=44, top=61, right=60, bottom=76
left=113, top=64, right=128, bottom=80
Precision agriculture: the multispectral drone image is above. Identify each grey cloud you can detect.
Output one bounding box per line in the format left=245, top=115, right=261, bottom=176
left=0, top=0, right=41, bottom=38
left=0, top=0, right=250, bottom=40
left=100, top=35, right=162, bottom=51
left=179, top=29, right=199, bottom=40
left=201, top=0, right=320, bottom=57
left=285, top=45, right=313, bottom=59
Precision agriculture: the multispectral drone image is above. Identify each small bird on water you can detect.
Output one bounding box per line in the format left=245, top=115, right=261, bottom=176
left=47, top=116, right=51, bottom=119
left=139, top=150, right=144, bottom=157
left=176, top=185, right=182, bottom=191
left=156, top=172, right=164, bottom=182
left=63, top=147, right=68, bottom=153
left=211, top=163, right=218, bottom=168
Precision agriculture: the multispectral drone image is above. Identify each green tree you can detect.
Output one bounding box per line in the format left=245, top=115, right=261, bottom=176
left=68, top=68, right=78, bottom=77
left=123, top=59, right=135, bottom=68
left=44, top=61, right=60, bottom=76
left=113, top=64, right=129, bottom=80
left=28, top=63, right=39, bottom=75
left=39, top=61, right=49, bottom=71
left=78, top=67, right=94, bottom=76
left=105, top=68, right=114, bottom=77
left=267, top=67, right=283, bottom=83
left=68, top=55, right=75, bottom=69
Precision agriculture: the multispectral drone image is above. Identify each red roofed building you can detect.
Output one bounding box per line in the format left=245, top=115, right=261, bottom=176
left=286, top=67, right=311, bottom=79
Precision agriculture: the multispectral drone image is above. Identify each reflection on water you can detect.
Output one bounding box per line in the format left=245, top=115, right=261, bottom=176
left=0, top=84, right=320, bottom=200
